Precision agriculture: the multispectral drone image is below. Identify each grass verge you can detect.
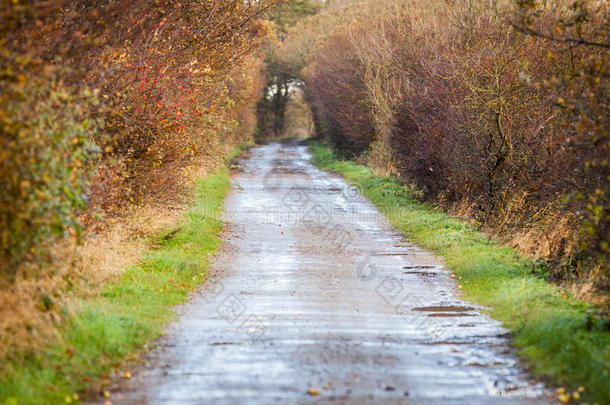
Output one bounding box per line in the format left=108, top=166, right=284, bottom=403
left=308, top=140, right=609, bottom=404
left=1, top=166, right=232, bottom=404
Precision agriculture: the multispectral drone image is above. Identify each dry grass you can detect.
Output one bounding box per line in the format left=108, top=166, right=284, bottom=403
left=478, top=191, right=577, bottom=260
left=509, top=213, right=576, bottom=260
left=567, top=264, right=609, bottom=307
left=0, top=257, right=69, bottom=362
left=358, top=140, right=398, bottom=178
left=445, top=193, right=608, bottom=305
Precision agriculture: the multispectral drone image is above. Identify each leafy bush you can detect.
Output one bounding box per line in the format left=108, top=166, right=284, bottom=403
left=0, top=47, right=98, bottom=276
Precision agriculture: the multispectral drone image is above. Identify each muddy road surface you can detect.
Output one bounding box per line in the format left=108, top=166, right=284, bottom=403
left=111, top=140, right=548, bottom=404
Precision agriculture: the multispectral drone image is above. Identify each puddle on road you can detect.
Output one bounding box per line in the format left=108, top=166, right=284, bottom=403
left=467, top=361, right=507, bottom=367
left=210, top=342, right=245, bottom=346
left=428, top=312, right=476, bottom=317
left=402, top=266, right=443, bottom=278
left=403, top=271, right=440, bottom=278
left=423, top=340, right=472, bottom=345
left=373, top=252, right=417, bottom=256
left=413, top=305, right=474, bottom=312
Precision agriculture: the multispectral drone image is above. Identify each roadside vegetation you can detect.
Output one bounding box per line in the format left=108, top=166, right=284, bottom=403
left=1, top=166, right=232, bottom=404
left=275, top=0, right=608, bottom=304
left=309, top=141, right=609, bottom=404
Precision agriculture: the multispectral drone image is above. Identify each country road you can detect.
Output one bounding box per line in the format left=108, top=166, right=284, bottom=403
left=110, top=140, right=549, bottom=404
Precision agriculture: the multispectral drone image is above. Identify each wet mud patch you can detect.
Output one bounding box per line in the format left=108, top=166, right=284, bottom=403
left=229, top=163, right=245, bottom=173
left=229, top=150, right=252, bottom=173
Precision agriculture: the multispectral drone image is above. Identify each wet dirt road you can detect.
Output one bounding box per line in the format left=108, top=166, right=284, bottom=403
left=113, top=140, right=549, bottom=404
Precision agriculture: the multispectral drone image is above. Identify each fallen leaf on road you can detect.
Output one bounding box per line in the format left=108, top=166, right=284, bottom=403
left=308, top=388, right=321, bottom=395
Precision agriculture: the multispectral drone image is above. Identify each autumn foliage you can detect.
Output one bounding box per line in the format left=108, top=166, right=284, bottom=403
left=0, top=0, right=273, bottom=278
left=0, top=0, right=274, bottom=362
left=283, top=0, right=608, bottom=295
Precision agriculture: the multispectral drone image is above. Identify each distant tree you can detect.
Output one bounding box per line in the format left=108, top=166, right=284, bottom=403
left=257, top=0, right=324, bottom=140
left=273, top=0, right=324, bottom=39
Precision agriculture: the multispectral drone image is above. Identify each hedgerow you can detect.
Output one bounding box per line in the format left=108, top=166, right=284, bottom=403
left=281, top=0, right=608, bottom=297
left=0, top=0, right=274, bottom=359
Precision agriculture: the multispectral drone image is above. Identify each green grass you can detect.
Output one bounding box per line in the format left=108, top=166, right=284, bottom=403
left=1, top=167, right=232, bottom=405
left=308, top=140, right=609, bottom=404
